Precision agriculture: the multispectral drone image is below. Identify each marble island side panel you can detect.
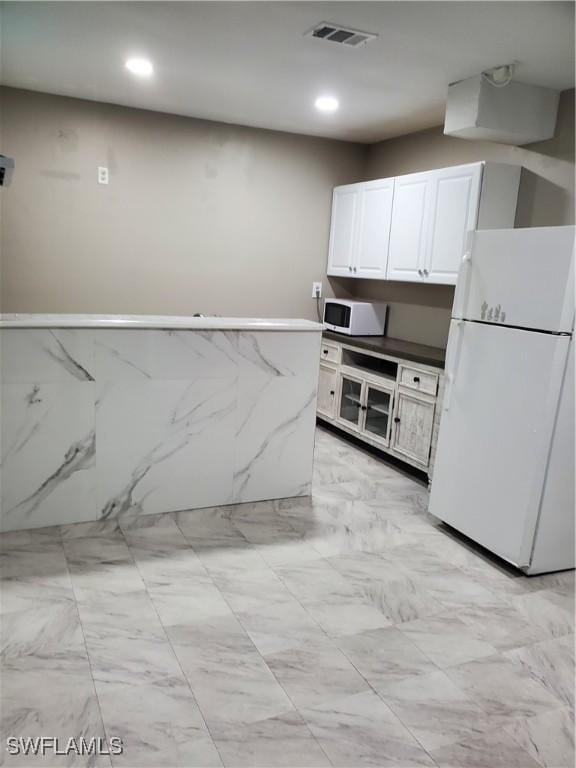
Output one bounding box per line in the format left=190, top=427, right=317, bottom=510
left=0, top=327, right=321, bottom=532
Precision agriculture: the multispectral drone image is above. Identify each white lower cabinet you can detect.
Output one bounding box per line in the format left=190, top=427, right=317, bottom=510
left=391, top=390, right=436, bottom=465
left=337, top=372, right=364, bottom=431
left=318, top=339, right=443, bottom=477
left=317, top=364, right=339, bottom=420
left=336, top=372, right=395, bottom=447
left=363, top=382, right=394, bottom=446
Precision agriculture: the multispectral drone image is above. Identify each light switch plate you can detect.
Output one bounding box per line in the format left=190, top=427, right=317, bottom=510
left=98, top=166, right=109, bottom=185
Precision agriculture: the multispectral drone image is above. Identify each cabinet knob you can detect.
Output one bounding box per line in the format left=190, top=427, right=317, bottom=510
left=394, top=417, right=401, bottom=423
left=423, top=269, right=429, bottom=277
left=323, top=349, right=328, bottom=354
left=361, top=405, right=367, bottom=411
left=329, top=390, right=335, bottom=396
left=418, top=269, right=423, bottom=277
left=413, top=376, right=420, bottom=383
left=353, top=267, right=357, bottom=273
left=348, top=266, right=353, bottom=272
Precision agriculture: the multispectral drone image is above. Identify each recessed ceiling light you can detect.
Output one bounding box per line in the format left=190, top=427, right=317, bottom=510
left=315, top=95, right=339, bottom=113
left=125, top=58, right=154, bottom=77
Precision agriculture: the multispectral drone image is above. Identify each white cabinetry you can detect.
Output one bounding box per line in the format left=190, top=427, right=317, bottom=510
left=327, top=186, right=360, bottom=277
left=424, top=164, right=482, bottom=284
left=327, top=179, right=394, bottom=279
left=387, top=172, right=431, bottom=282
left=327, top=162, right=520, bottom=286
left=317, top=364, right=338, bottom=420
left=355, top=179, right=394, bottom=278
left=317, top=338, right=444, bottom=478
left=391, top=390, right=436, bottom=465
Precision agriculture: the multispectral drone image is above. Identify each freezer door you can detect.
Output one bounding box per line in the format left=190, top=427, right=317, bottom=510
left=429, top=320, right=570, bottom=567
left=453, top=226, right=575, bottom=333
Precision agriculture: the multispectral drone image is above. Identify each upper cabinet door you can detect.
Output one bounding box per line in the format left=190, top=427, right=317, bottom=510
left=424, top=164, right=483, bottom=285
left=386, top=172, right=432, bottom=282
left=327, top=185, right=360, bottom=277
left=354, top=179, right=394, bottom=279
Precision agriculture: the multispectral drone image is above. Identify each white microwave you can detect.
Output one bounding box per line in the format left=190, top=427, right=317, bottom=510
left=323, top=299, right=388, bottom=336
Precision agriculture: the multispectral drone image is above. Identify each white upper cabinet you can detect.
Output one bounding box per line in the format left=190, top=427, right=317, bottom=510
left=387, top=172, right=432, bottom=282
left=326, top=162, right=520, bottom=285
left=355, top=178, right=394, bottom=279
left=327, top=179, right=394, bottom=279
left=424, top=164, right=483, bottom=284
left=327, top=185, right=360, bottom=277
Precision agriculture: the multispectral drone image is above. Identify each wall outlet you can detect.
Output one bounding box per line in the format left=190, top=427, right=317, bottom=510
left=312, top=281, right=322, bottom=298
left=97, top=166, right=109, bottom=185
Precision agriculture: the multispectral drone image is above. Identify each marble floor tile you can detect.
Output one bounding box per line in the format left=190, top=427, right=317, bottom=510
left=504, top=706, right=575, bottom=768
left=210, top=711, right=331, bottom=767
left=399, top=612, right=499, bottom=669
left=83, top=623, right=185, bottom=688
left=64, top=537, right=146, bottom=597
left=1, top=427, right=573, bottom=766
left=0, top=573, right=75, bottom=615
left=0, top=526, right=63, bottom=550
left=95, top=679, right=222, bottom=767
left=1, top=597, right=84, bottom=660
left=446, top=654, right=565, bottom=720
left=379, top=669, right=506, bottom=751
left=226, top=500, right=305, bottom=546
left=209, top=565, right=295, bottom=613
left=73, top=586, right=159, bottom=628
left=59, top=519, right=124, bottom=541
left=508, top=589, right=574, bottom=639
left=504, top=634, right=575, bottom=708
left=173, top=506, right=250, bottom=548
left=0, top=545, right=70, bottom=584
left=302, top=597, right=393, bottom=638
left=300, top=690, right=435, bottom=767
left=256, top=538, right=324, bottom=567
left=147, top=575, right=234, bottom=628
left=0, top=655, right=108, bottom=767
left=234, top=598, right=330, bottom=656
left=455, top=600, right=550, bottom=652
left=128, top=543, right=208, bottom=590
left=191, top=540, right=269, bottom=575
left=274, top=558, right=391, bottom=637
left=166, top=615, right=294, bottom=725
left=264, top=643, right=370, bottom=710
left=336, top=626, right=437, bottom=693
left=429, top=729, right=541, bottom=768
left=527, top=568, right=575, bottom=599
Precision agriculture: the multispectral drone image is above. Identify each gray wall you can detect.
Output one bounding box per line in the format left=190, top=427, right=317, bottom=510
left=336, top=89, right=575, bottom=347
left=0, top=87, right=366, bottom=318
left=1, top=86, right=573, bottom=348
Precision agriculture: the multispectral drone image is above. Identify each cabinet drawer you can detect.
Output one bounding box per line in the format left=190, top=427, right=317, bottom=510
left=320, top=342, right=341, bottom=365
left=399, top=365, right=438, bottom=396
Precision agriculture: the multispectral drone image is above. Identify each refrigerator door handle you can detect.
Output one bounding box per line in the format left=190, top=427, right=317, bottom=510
left=452, top=231, right=475, bottom=320
left=443, top=321, right=465, bottom=412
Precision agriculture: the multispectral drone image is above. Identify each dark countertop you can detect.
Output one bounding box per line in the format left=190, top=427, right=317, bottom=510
left=322, top=330, right=446, bottom=369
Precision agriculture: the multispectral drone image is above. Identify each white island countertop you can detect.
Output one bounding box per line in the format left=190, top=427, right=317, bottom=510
left=0, top=314, right=323, bottom=331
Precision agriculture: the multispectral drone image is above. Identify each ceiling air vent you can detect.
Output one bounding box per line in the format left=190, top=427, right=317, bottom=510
left=305, top=22, right=377, bottom=48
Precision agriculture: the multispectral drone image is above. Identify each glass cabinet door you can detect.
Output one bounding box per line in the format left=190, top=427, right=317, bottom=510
left=364, top=385, right=393, bottom=444
left=338, top=375, right=363, bottom=429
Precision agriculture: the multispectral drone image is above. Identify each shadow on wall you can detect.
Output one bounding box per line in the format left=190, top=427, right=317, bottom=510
left=516, top=167, right=574, bottom=227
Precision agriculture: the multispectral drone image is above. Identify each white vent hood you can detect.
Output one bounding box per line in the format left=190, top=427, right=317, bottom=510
left=444, top=75, right=560, bottom=145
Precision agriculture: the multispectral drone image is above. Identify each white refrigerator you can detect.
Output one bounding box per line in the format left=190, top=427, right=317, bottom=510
left=429, top=226, right=574, bottom=574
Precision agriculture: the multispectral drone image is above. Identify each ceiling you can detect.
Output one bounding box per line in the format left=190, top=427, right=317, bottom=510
left=0, top=2, right=574, bottom=143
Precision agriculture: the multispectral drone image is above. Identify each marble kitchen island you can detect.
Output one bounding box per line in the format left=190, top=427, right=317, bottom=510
left=0, top=315, right=322, bottom=532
